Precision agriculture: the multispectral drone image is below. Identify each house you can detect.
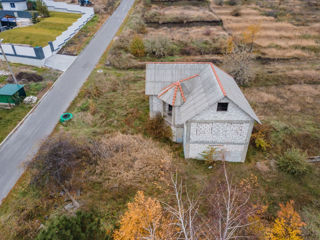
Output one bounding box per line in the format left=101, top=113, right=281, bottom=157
left=145, top=62, right=260, bottom=162
left=1, top=0, right=27, bottom=11
left=0, top=83, right=26, bottom=108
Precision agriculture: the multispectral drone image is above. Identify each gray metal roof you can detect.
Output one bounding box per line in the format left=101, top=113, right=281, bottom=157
left=145, top=63, right=260, bottom=124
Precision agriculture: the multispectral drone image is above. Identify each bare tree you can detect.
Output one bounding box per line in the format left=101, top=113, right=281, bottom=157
left=163, top=175, right=201, bottom=240
left=205, top=162, right=257, bottom=240
left=28, top=134, right=99, bottom=208
left=223, top=47, right=254, bottom=87
left=163, top=163, right=259, bottom=240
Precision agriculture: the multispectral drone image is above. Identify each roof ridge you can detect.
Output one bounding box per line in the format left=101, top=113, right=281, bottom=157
left=209, top=63, right=226, bottom=97
left=146, top=62, right=227, bottom=97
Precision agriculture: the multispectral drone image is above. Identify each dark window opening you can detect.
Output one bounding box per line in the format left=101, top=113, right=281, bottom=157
left=10, top=3, right=15, bottom=8
left=217, top=102, right=228, bottom=111
left=168, top=104, right=172, bottom=116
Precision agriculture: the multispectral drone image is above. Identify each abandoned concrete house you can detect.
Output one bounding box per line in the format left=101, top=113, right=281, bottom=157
left=145, top=63, right=260, bottom=162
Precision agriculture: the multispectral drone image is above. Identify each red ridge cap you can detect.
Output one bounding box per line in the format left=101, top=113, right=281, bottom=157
left=209, top=63, right=226, bottom=96
left=147, top=62, right=227, bottom=96
left=157, top=74, right=199, bottom=105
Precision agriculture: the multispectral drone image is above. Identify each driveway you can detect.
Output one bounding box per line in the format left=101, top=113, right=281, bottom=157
left=0, top=0, right=135, bottom=204
left=44, top=54, right=77, bottom=71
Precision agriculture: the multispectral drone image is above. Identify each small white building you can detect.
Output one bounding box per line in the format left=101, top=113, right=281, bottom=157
left=1, top=0, right=27, bottom=11
left=145, top=62, right=260, bottom=162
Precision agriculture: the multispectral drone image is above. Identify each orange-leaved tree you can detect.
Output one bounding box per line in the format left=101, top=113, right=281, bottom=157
left=113, top=191, right=172, bottom=240
left=266, top=200, right=306, bottom=240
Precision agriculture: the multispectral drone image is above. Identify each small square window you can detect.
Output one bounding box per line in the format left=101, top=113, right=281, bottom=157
left=10, top=2, right=15, bottom=8
left=217, top=102, right=228, bottom=111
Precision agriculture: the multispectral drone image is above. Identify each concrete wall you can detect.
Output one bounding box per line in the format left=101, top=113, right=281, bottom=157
left=149, top=95, right=163, bottom=117
left=2, top=2, right=27, bottom=11
left=45, top=0, right=94, bottom=52
left=184, top=97, right=254, bottom=162
left=0, top=1, right=94, bottom=66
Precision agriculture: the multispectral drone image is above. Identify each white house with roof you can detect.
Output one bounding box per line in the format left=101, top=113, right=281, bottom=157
left=1, top=0, right=27, bottom=11
left=145, top=62, right=260, bottom=162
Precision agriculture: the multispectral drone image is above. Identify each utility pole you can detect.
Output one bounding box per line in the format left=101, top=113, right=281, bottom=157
left=0, top=38, right=18, bottom=85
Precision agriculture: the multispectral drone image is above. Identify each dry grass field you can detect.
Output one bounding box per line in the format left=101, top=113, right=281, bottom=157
left=144, top=5, right=220, bottom=23
left=211, top=3, right=320, bottom=59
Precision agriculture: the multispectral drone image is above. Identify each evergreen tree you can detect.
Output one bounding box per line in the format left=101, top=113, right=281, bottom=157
left=36, top=211, right=107, bottom=240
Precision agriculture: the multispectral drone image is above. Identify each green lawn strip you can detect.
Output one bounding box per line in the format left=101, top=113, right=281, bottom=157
left=0, top=12, right=81, bottom=47
left=0, top=66, right=61, bottom=143
left=0, top=104, right=32, bottom=142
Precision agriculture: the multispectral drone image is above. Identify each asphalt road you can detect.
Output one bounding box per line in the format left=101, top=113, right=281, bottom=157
left=0, top=0, right=135, bottom=204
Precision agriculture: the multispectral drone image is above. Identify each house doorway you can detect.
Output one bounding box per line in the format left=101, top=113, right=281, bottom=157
left=163, top=103, right=173, bottom=124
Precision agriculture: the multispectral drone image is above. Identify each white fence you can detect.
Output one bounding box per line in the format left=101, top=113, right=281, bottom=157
left=0, top=0, right=94, bottom=65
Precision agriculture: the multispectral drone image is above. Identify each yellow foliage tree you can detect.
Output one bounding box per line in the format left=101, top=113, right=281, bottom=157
left=266, top=200, right=306, bottom=240
left=113, top=191, right=172, bottom=240
left=226, top=36, right=234, bottom=53
left=242, top=24, right=261, bottom=51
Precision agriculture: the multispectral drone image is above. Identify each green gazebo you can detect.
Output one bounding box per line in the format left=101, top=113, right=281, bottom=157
left=0, top=84, right=26, bottom=108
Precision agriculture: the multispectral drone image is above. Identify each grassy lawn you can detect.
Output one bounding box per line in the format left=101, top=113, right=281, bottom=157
left=0, top=65, right=61, bottom=143
left=0, top=12, right=81, bottom=47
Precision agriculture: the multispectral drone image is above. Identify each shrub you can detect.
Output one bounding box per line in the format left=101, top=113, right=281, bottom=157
left=192, top=39, right=225, bottom=55
left=226, top=0, right=239, bottom=5
left=36, top=0, right=49, bottom=18
left=36, top=211, right=107, bottom=240
left=28, top=134, right=98, bottom=191
left=107, top=51, right=139, bottom=69
left=200, top=146, right=218, bottom=164
left=223, top=47, right=254, bottom=86
left=180, top=44, right=197, bottom=56
left=251, top=124, right=271, bottom=151
left=277, top=148, right=310, bottom=176
left=145, top=114, right=172, bottom=141
left=129, top=35, right=145, bottom=57
left=144, top=37, right=178, bottom=58
left=231, top=7, right=241, bottom=16
left=128, top=15, right=147, bottom=34
left=143, top=0, right=151, bottom=6
left=214, top=0, right=224, bottom=5
left=110, top=34, right=130, bottom=52
left=32, top=12, right=39, bottom=24
left=104, top=0, right=119, bottom=14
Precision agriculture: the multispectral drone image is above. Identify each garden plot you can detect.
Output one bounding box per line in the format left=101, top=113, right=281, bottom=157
left=212, top=3, right=320, bottom=59
left=144, top=5, right=221, bottom=25
left=145, top=25, right=227, bottom=41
